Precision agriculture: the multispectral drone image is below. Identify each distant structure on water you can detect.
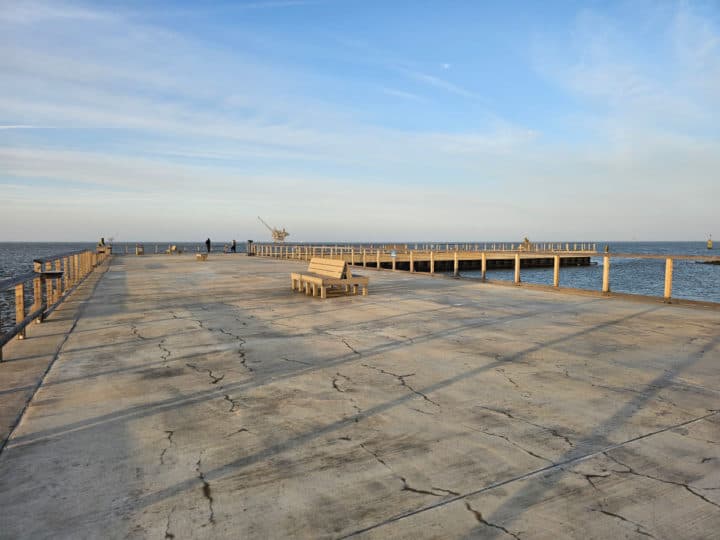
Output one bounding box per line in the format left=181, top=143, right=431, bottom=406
left=258, top=216, right=290, bottom=243
left=708, top=235, right=713, bottom=250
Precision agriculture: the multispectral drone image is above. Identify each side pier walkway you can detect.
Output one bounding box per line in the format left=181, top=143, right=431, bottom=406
left=1, top=255, right=718, bottom=539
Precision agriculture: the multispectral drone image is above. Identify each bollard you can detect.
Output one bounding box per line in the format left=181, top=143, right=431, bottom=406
left=410, top=251, right=415, bottom=273
left=553, top=255, right=560, bottom=287
left=664, top=258, right=673, bottom=301
left=453, top=252, right=459, bottom=277
left=514, top=253, right=521, bottom=284
left=481, top=253, right=487, bottom=281
left=376, top=249, right=381, bottom=270
left=430, top=251, right=435, bottom=274
left=602, top=255, right=610, bottom=293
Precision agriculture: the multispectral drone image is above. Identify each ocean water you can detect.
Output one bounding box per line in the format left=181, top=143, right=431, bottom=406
left=1, top=241, right=718, bottom=332
left=459, top=241, right=719, bottom=303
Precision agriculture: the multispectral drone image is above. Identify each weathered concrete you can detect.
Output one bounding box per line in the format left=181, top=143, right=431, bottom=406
left=0, top=255, right=718, bottom=539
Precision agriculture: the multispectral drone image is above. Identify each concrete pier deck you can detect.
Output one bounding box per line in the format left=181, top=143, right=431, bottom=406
left=1, top=255, right=718, bottom=539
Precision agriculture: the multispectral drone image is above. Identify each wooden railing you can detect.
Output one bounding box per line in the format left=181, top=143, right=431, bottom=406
left=0, top=249, right=111, bottom=361
left=251, top=242, right=597, bottom=258
left=253, top=243, right=719, bottom=304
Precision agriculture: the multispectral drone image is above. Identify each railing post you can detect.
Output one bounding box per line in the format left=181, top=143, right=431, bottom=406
left=602, top=255, right=610, bottom=293
left=45, top=261, right=54, bottom=306
left=33, top=274, right=42, bottom=323
left=514, top=253, right=521, bottom=284
left=664, top=258, right=673, bottom=301
left=15, top=283, right=25, bottom=340
left=553, top=255, right=560, bottom=287
left=55, top=259, right=62, bottom=301
left=63, top=257, right=70, bottom=292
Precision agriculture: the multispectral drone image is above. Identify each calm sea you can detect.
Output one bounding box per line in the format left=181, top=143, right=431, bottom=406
left=1, top=241, right=718, bottom=332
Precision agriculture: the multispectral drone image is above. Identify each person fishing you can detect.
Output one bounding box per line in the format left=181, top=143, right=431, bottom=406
left=231, top=239, right=237, bottom=253
left=205, top=238, right=211, bottom=253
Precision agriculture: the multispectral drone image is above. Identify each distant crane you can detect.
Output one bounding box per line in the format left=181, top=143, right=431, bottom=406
left=258, top=216, right=290, bottom=243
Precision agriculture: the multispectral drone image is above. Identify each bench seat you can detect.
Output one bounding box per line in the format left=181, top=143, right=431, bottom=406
left=291, top=258, right=368, bottom=298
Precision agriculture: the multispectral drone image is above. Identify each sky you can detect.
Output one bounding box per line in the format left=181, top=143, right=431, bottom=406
left=1, top=0, right=718, bottom=242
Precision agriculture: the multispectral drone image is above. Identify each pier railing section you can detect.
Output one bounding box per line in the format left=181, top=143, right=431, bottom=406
left=252, top=243, right=720, bottom=304
left=0, top=248, right=110, bottom=361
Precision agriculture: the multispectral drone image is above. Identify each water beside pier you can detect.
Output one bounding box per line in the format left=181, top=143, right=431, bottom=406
left=465, top=241, right=719, bottom=303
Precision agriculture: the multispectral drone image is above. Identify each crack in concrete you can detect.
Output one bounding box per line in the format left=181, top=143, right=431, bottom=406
left=359, top=442, right=394, bottom=472
left=213, top=327, right=252, bottom=372
left=362, top=364, right=439, bottom=407
left=158, top=339, right=171, bottom=365
left=496, top=368, right=520, bottom=389
left=431, top=486, right=461, bottom=496
left=463, top=424, right=551, bottom=463
left=476, top=406, right=574, bottom=447
left=224, top=428, right=249, bottom=438
left=604, top=452, right=720, bottom=509
left=341, top=338, right=361, bottom=355
left=130, top=323, right=147, bottom=340
left=360, top=443, right=456, bottom=498
left=186, top=363, right=225, bottom=385
left=401, top=477, right=444, bottom=497
left=593, top=508, right=655, bottom=538
left=568, top=470, right=610, bottom=491
left=164, top=506, right=176, bottom=539
left=223, top=394, right=242, bottom=413
left=192, top=316, right=252, bottom=371
left=464, top=501, right=520, bottom=540
left=195, top=455, right=215, bottom=525
left=332, top=372, right=352, bottom=393
left=159, top=430, right=175, bottom=465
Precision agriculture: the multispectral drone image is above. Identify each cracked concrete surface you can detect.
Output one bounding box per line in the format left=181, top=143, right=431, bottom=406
left=0, top=254, right=718, bottom=539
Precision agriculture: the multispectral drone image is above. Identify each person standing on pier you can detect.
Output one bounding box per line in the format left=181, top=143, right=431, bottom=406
left=231, top=239, right=237, bottom=253
left=205, top=238, right=211, bottom=253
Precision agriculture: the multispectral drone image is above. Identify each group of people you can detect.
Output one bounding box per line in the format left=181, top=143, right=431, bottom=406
left=204, top=238, right=237, bottom=253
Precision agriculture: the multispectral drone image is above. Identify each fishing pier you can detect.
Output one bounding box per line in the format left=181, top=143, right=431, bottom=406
left=0, top=247, right=719, bottom=538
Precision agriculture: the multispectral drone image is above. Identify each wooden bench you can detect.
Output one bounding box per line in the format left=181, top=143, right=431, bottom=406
left=196, top=253, right=208, bottom=261
left=291, top=258, right=368, bottom=299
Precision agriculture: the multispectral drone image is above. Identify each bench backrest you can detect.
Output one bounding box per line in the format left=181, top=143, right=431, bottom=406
left=307, top=258, right=347, bottom=278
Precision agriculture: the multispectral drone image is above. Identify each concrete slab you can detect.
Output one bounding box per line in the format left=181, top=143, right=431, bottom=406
left=0, top=255, right=718, bottom=539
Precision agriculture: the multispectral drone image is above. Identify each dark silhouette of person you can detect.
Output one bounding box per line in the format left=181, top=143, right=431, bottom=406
left=205, top=238, right=211, bottom=253
left=231, top=239, right=237, bottom=253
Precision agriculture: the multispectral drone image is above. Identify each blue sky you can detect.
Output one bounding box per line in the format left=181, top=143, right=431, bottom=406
left=1, top=0, right=718, bottom=241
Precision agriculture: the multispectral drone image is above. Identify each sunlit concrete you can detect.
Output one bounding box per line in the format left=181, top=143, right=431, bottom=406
left=1, top=255, right=718, bottom=539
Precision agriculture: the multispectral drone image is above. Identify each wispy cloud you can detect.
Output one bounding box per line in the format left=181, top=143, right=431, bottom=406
left=380, top=87, right=426, bottom=102
left=0, top=124, right=59, bottom=129
left=402, top=69, right=481, bottom=99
